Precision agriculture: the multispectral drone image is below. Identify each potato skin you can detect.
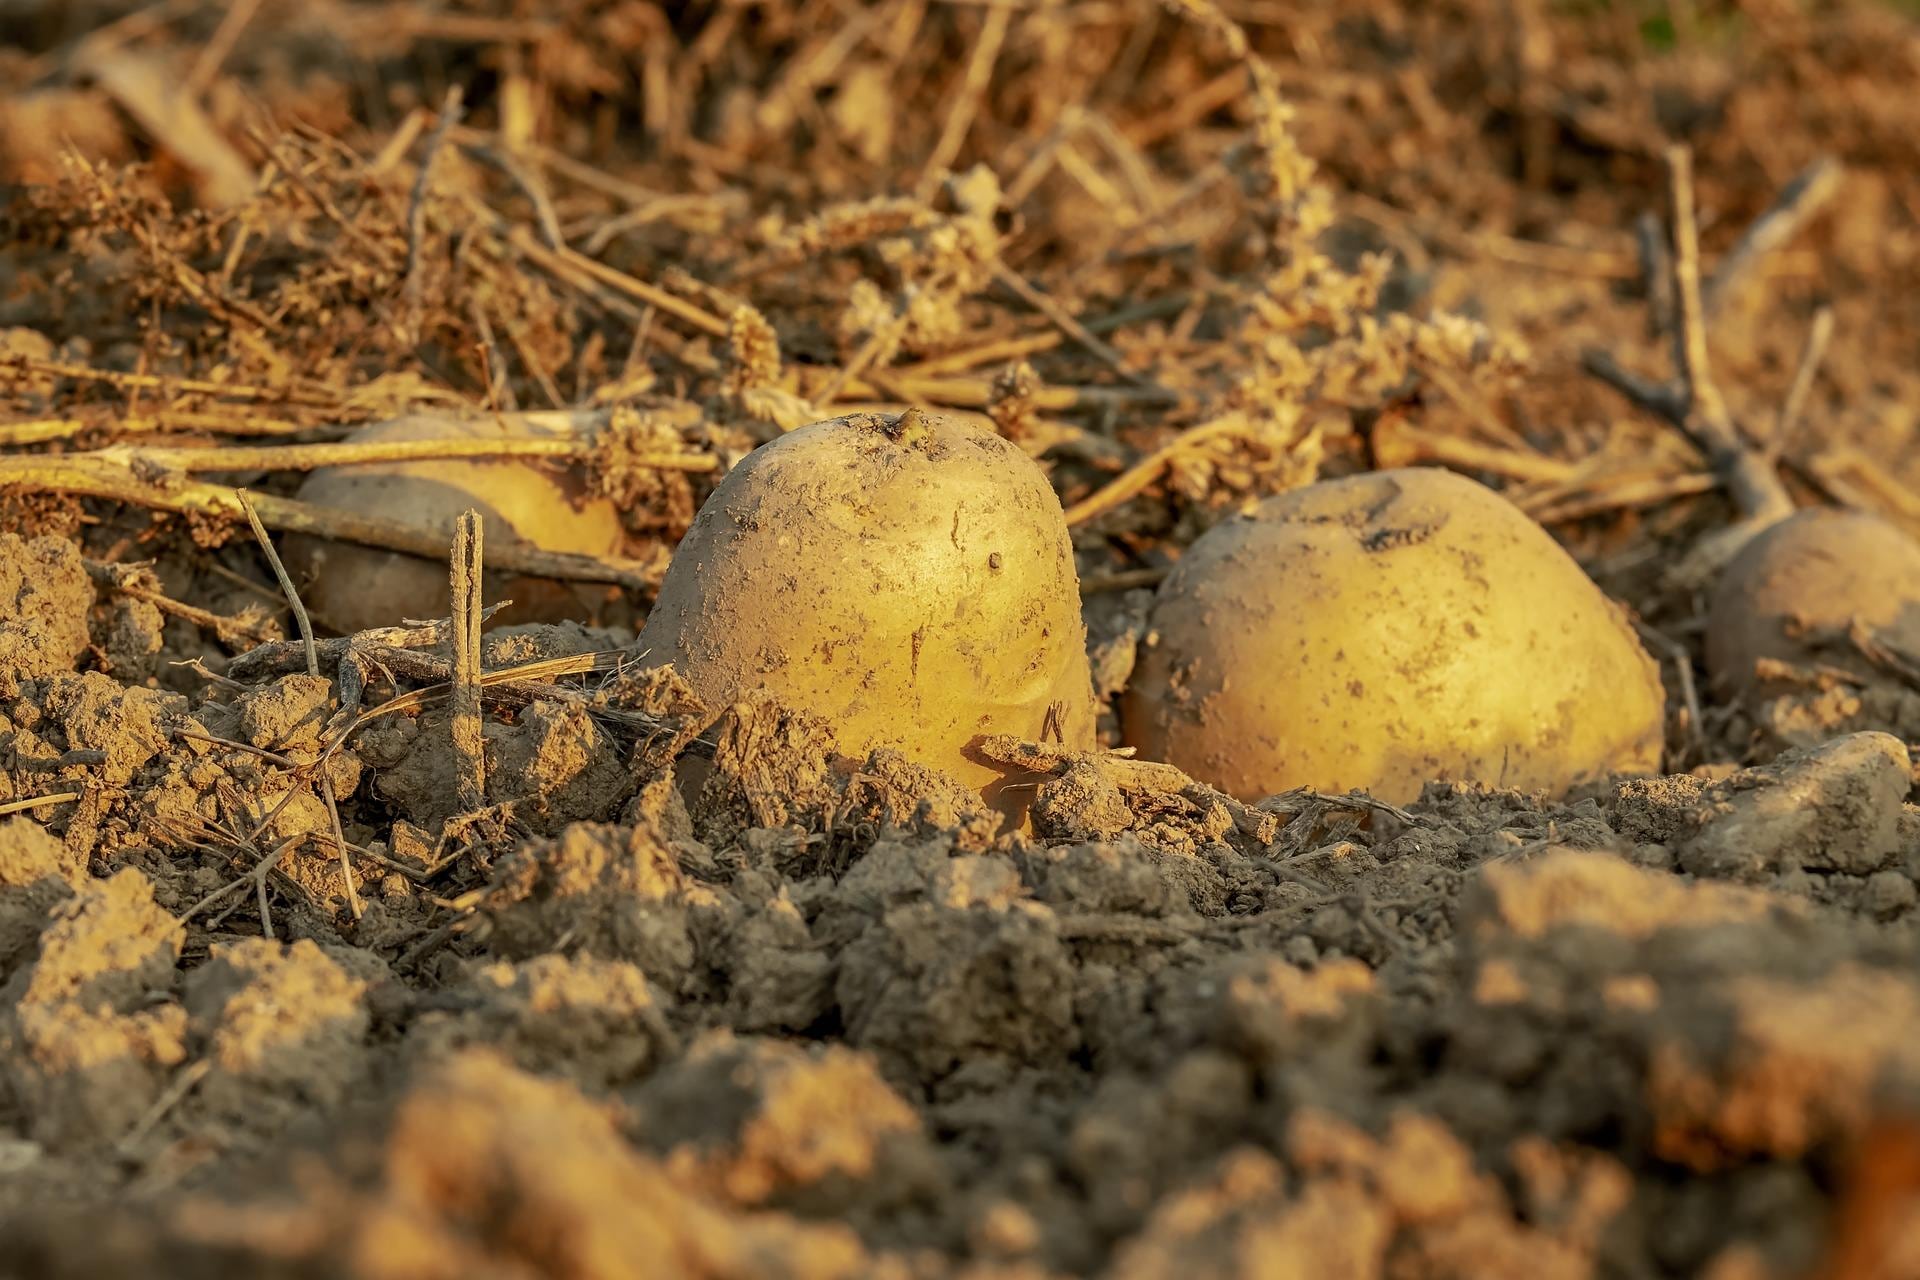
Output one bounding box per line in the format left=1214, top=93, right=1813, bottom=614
left=1706, top=509, right=1920, bottom=694
left=638, top=410, right=1096, bottom=820
left=1121, top=468, right=1665, bottom=804
left=284, top=413, right=625, bottom=634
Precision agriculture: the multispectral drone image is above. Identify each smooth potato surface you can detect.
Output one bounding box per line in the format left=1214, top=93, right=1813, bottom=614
left=1706, top=508, right=1920, bottom=693
left=284, top=413, right=625, bottom=634
left=1122, top=468, right=1665, bottom=803
left=639, top=410, right=1096, bottom=821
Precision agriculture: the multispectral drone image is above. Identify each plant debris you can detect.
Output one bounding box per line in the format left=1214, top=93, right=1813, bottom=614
left=2, top=0, right=1919, bottom=1277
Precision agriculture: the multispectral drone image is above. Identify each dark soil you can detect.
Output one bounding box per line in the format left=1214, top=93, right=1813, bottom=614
left=2, top=2, right=1919, bottom=1277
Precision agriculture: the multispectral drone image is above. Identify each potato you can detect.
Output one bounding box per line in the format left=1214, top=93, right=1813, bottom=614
left=1121, top=468, right=1666, bottom=803
left=638, top=409, right=1097, bottom=823
left=1705, top=508, right=1920, bottom=694
left=283, top=413, right=626, bottom=634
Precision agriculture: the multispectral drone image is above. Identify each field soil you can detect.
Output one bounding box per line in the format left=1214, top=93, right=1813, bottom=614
left=2, top=2, right=1919, bottom=1277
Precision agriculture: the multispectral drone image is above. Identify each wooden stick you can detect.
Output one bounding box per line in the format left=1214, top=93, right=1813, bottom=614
left=0, top=792, right=82, bottom=817
left=449, top=511, right=487, bottom=815
left=1667, top=146, right=1732, bottom=445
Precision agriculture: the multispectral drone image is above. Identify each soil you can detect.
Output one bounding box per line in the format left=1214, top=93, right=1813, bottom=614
left=2, top=2, right=1920, bottom=1278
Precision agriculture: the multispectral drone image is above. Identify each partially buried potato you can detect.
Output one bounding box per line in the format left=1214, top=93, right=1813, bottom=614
left=638, top=409, right=1097, bottom=824
left=1705, top=508, right=1920, bottom=694
left=1122, top=468, right=1666, bottom=804
left=284, top=413, right=626, bottom=634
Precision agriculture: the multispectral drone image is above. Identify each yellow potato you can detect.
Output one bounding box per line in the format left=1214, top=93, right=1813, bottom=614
left=638, top=409, right=1096, bottom=824
left=1705, top=508, right=1920, bottom=693
left=1121, top=468, right=1665, bottom=803
left=283, top=413, right=626, bottom=634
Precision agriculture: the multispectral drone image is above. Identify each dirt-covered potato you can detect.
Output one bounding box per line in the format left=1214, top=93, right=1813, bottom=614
left=1122, top=468, right=1666, bottom=803
left=638, top=409, right=1096, bottom=823
left=1705, top=508, right=1920, bottom=694
left=283, top=413, right=625, bottom=634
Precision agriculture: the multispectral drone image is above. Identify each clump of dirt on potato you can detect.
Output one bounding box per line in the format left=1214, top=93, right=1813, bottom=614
left=284, top=412, right=628, bottom=634
left=639, top=409, right=1097, bottom=827
left=1123, top=468, right=1667, bottom=803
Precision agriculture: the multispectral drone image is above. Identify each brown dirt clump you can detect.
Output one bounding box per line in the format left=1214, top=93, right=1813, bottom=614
left=0, top=534, right=92, bottom=695
left=4, top=0, right=1920, bottom=1275
left=1, top=869, right=188, bottom=1151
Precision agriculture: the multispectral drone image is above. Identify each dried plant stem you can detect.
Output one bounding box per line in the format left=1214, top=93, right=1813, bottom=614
left=0, top=792, right=82, bottom=818
left=1634, top=210, right=1674, bottom=339
left=0, top=354, right=342, bottom=407
left=87, top=558, right=276, bottom=645
left=813, top=321, right=905, bottom=408
left=320, top=777, right=360, bottom=921
left=1, top=412, right=319, bottom=445
left=236, top=491, right=317, bottom=678
left=1521, top=472, right=1718, bottom=524
left=404, top=86, right=466, bottom=336
left=449, top=511, right=487, bottom=815
left=0, top=421, right=91, bottom=447
left=508, top=227, right=729, bottom=337
left=901, top=331, right=1060, bottom=377
left=843, top=369, right=1176, bottom=413
left=1771, top=306, right=1835, bottom=459
left=1584, top=147, right=1796, bottom=535
left=1373, top=419, right=1578, bottom=485
left=180, top=833, right=303, bottom=938
left=1808, top=447, right=1920, bottom=526
left=228, top=606, right=507, bottom=682
left=238, top=490, right=359, bottom=919
left=1667, top=148, right=1733, bottom=445
left=81, top=436, right=712, bottom=475
left=248, top=124, right=396, bottom=268
left=0, top=454, right=655, bottom=589
left=1080, top=567, right=1169, bottom=595
left=1705, top=156, right=1842, bottom=316
left=991, top=264, right=1153, bottom=386
left=182, top=0, right=263, bottom=94
left=115, top=1060, right=211, bottom=1156
left=918, top=4, right=1011, bottom=200
left=1634, top=619, right=1706, bottom=766
left=1063, top=413, right=1251, bottom=527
